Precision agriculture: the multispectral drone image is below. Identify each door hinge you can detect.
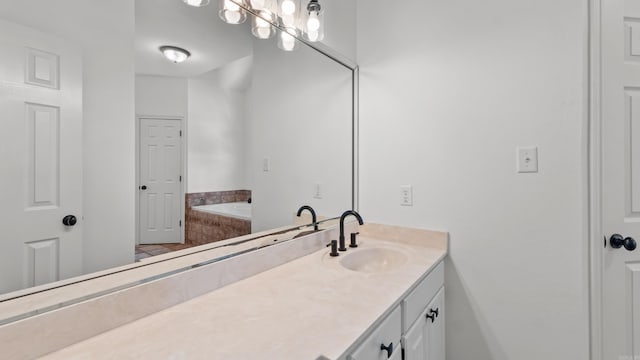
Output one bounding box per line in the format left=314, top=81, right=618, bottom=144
left=179, top=220, right=182, bottom=227
left=179, top=130, right=182, bottom=137
left=179, top=175, right=182, bottom=182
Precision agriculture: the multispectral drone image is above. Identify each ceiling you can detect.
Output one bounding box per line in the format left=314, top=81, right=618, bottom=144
left=135, top=0, right=254, bottom=78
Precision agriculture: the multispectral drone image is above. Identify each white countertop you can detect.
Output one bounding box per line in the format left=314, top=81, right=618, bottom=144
left=40, top=224, right=447, bottom=360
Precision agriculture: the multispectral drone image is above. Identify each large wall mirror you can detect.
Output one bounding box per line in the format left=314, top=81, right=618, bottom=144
left=0, top=0, right=356, bottom=313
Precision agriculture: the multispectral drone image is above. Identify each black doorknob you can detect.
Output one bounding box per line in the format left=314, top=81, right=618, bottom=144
left=610, top=234, right=637, bottom=251
left=62, top=215, right=77, bottom=226
left=139, top=185, right=147, bottom=190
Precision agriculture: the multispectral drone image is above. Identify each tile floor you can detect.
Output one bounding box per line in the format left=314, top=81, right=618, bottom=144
left=135, top=243, right=196, bottom=262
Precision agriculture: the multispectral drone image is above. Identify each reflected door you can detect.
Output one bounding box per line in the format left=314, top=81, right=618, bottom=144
left=602, top=0, right=640, bottom=358
left=0, top=20, right=83, bottom=294
left=139, top=118, right=183, bottom=244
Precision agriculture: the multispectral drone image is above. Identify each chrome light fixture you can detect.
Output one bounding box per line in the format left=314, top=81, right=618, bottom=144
left=277, top=27, right=298, bottom=51
left=216, top=0, right=325, bottom=51
left=159, top=46, right=191, bottom=63
left=302, top=0, right=323, bottom=42
left=252, top=9, right=276, bottom=39
left=183, top=0, right=210, bottom=6
left=278, top=0, right=298, bottom=27
left=219, top=0, right=248, bottom=24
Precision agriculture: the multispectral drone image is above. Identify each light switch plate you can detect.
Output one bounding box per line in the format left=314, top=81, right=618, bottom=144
left=314, top=183, right=323, bottom=199
left=517, top=147, right=538, bottom=173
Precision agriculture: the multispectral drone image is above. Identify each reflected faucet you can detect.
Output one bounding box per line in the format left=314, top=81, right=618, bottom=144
left=338, top=210, right=364, bottom=252
left=296, top=205, right=318, bottom=231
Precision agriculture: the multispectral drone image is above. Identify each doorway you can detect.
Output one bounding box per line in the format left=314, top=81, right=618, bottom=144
left=137, top=117, right=185, bottom=245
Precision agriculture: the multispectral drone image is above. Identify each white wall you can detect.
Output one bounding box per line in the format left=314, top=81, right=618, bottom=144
left=82, top=2, right=135, bottom=273
left=356, top=0, right=589, bottom=359
left=246, top=38, right=353, bottom=232
left=136, top=70, right=248, bottom=195
left=0, top=0, right=136, bottom=274
left=187, top=59, right=250, bottom=193
left=135, top=75, right=188, bottom=117
left=319, top=0, right=357, bottom=61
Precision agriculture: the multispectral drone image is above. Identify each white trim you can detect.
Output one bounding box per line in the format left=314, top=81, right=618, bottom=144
left=588, top=0, right=604, bottom=358
left=135, top=115, right=186, bottom=245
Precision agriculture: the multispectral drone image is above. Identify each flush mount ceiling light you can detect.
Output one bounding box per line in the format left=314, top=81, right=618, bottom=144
left=159, top=46, right=191, bottom=63
left=183, top=0, right=210, bottom=6
left=216, top=0, right=325, bottom=51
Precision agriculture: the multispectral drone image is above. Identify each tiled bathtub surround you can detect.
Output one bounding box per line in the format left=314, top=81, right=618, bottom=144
left=186, top=190, right=251, bottom=207
left=185, top=190, right=251, bottom=245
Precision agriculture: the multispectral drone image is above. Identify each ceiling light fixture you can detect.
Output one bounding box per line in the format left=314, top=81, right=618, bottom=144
left=216, top=0, right=325, bottom=50
left=183, top=0, right=211, bottom=6
left=159, top=46, right=191, bottom=63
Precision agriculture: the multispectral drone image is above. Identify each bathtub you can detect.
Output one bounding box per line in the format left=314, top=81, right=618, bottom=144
left=191, top=202, right=252, bottom=221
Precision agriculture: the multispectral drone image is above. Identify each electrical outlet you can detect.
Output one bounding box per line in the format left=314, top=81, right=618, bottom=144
left=517, top=147, right=538, bottom=173
left=401, top=185, right=413, bottom=206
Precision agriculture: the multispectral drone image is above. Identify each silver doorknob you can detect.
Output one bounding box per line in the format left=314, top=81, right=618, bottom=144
left=610, top=234, right=637, bottom=251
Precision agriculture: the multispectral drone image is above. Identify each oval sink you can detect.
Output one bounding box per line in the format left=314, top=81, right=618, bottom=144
left=339, top=247, right=408, bottom=273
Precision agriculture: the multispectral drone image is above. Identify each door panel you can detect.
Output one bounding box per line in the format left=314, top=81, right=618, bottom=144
left=0, top=20, right=83, bottom=294
left=139, top=118, right=182, bottom=244
left=602, top=0, right=640, bottom=358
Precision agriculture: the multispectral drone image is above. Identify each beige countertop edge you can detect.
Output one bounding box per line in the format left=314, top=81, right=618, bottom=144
left=40, top=224, right=448, bottom=360
left=0, top=220, right=335, bottom=320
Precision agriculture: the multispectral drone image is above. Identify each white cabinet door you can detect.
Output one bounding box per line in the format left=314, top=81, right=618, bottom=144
left=389, top=345, right=403, bottom=360
left=350, top=306, right=402, bottom=360
left=404, top=311, right=427, bottom=360
left=425, top=287, right=445, bottom=360
left=403, top=286, right=445, bottom=360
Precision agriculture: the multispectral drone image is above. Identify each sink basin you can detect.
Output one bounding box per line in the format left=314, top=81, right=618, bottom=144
left=339, top=247, right=408, bottom=273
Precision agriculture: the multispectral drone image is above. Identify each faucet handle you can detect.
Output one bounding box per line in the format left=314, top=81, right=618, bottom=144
left=329, top=240, right=340, bottom=257
left=349, top=232, right=360, bottom=248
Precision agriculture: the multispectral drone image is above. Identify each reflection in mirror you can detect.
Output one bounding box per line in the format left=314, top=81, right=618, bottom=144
left=0, top=0, right=353, bottom=301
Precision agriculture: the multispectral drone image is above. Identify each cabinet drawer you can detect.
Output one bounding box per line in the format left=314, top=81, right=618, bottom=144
left=349, top=305, right=402, bottom=360
left=402, top=261, right=444, bottom=332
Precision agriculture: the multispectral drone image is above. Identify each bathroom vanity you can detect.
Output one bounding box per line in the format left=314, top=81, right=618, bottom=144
left=3, top=223, right=447, bottom=360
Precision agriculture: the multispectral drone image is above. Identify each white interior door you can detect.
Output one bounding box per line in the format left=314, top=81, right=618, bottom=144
left=139, top=118, right=183, bottom=245
left=0, top=20, right=83, bottom=294
left=602, top=0, right=640, bottom=358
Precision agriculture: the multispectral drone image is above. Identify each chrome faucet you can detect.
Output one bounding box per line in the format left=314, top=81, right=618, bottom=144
left=296, top=205, right=318, bottom=231
left=338, top=210, right=363, bottom=252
